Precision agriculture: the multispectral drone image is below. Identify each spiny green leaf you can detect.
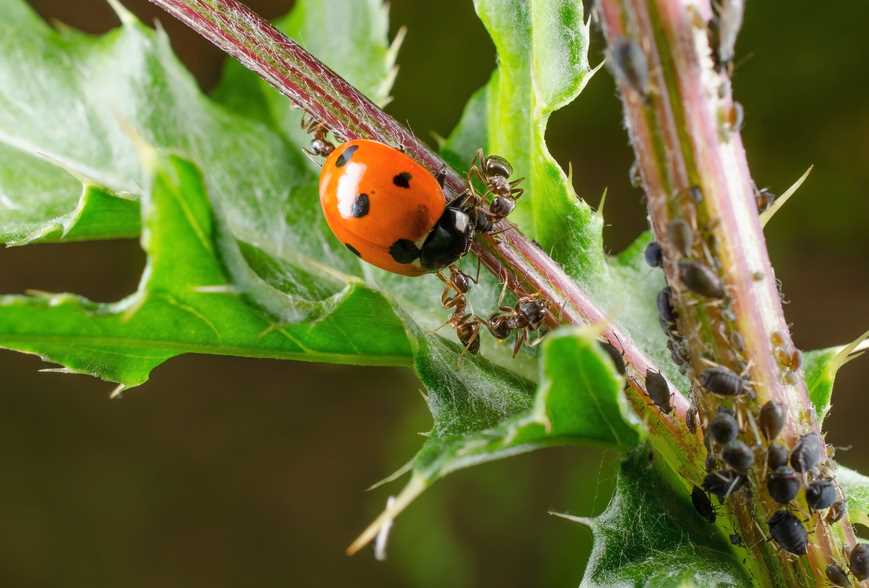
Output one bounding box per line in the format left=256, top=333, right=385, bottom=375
left=837, top=465, right=869, bottom=529
left=459, top=0, right=688, bottom=394
left=0, top=154, right=412, bottom=390
left=2, top=0, right=649, bottom=570
left=803, top=331, right=868, bottom=422
left=350, top=327, right=641, bottom=553
left=565, top=448, right=751, bottom=587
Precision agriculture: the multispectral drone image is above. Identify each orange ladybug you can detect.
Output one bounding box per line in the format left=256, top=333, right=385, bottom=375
left=319, top=139, right=473, bottom=276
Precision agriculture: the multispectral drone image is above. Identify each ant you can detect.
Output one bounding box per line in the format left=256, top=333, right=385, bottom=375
left=437, top=266, right=484, bottom=356
left=301, top=115, right=335, bottom=157
left=464, top=149, right=525, bottom=231
left=487, top=293, right=552, bottom=356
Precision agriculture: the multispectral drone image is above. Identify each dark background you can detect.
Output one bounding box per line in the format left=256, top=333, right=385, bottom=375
left=2, top=1, right=867, bottom=586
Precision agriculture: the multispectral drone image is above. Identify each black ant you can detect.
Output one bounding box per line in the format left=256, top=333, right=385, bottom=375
left=465, top=149, right=525, bottom=229
left=487, top=293, right=552, bottom=356
left=437, top=266, right=484, bottom=355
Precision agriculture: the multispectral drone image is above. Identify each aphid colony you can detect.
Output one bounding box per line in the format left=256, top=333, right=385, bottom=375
left=644, top=182, right=852, bottom=565
left=305, top=118, right=548, bottom=356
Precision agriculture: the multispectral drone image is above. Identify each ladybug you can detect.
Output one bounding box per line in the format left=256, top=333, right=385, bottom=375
left=319, top=139, right=473, bottom=276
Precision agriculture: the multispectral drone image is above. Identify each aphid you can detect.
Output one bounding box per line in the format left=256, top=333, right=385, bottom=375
left=767, top=444, right=789, bottom=470
left=725, top=101, right=744, bottom=133
left=686, top=404, right=699, bottom=434
left=790, top=432, right=824, bottom=473
left=644, top=241, right=663, bottom=267
left=849, top=543, right=869, bottom=581
left=768, top=510, right=808, bottom=556
left=691, top=486, right=716, bottom=523
left=687, top=185, right=703, bottom=203
left=645, top=369, right=672, bottom=414
left=319, top=139, right=474, bottom=275
left=699, top=366, right=746, bottom=396
left=767, top=466, right=800, bottom=504
left=609, top=38, right=650, bottom=98
left=599, top=340, right=626, bottom=375
left=827, top=501, right=847, bottom=524
left=722, top=440, right=754, bottom=473
left=629, top=161, right=642, bottom=187
left=709, top=409, right=738, bottom=444
left=667, top=338, right=690, bottom=368
left=755, top=187, right=777, bottom=213
left=679, top=260, right=726, bottom=298
left=759, top=400, right=786, bottom=440
left=657, top=286, right=679, bottom=325
left=703, top=469, right=743, bottom=502
left=711, top=0, right=745, bottom=72
left=667, top=219, right=694, bottom=256
left=729, top=534, right=743, bottom=547
left=826, top=563, right=851, bottom=587
left=806, top=479, right=838, bottom=510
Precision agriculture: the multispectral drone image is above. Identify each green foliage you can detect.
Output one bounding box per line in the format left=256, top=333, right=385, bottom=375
left=0, top=0, right=866, bottom=584
left=568, top=448, right=750, bottom=587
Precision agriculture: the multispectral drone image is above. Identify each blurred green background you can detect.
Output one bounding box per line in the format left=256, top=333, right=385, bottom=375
left=2, top=1, right=867, bottom=586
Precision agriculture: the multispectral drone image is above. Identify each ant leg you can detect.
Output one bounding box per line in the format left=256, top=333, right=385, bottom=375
left=512, top=329, right=527, bottom=357
left=497, top=268, right=510, bottom=307
left=435, top=166, right=447, bottom=188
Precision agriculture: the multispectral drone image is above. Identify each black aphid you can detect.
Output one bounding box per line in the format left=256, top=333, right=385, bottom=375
left=667, top=219, right=694, bottom=256
left=709, top=409, right=738, bottom=444
left=722, top=440, right=754, bottom=473
left=790, top=432, right=824, bottom=473
left=644, top=241, right=663, bottom=267
left=599, top=341, right=626, bottom=375
left=850, top=543, right=869, bottom=581
left=768, top=510, right=808, bottom=556
left=678, top=260, right=726, bottom=298
left=806, top=479, right=838, bottom=510
left=691, top=486, right=715, bottom=523
left=699, top=366, right=745, bottom=396
left=657, top=287, right=678, bottom=325
left=759, top=400, right=785, bottom=440
left=826, top=563, right=851, bottom=587
left=767, top=466, right=800, bottom=504
left=610, top=38, right=650, bottom=98
left=645, top=369, right=672, bottom=414
left=767, top=444, right=789, bottom=470
left=703, top=470, right=743, bottom=502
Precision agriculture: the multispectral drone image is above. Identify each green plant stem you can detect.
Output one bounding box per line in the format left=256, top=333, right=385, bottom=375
left=597, top=0, right=858, bottom=585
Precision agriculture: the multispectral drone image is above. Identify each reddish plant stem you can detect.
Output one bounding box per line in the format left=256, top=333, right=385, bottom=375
left=598, top=0, right=857, bottom=585
left=146, top=1, right=702, bottom=483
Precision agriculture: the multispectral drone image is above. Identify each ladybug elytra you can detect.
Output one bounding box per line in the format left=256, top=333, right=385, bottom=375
left=318, top=139, right=472, bottom=276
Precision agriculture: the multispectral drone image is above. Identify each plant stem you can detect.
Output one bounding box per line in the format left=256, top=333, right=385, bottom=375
left=597, top=0, right=857, bottom=585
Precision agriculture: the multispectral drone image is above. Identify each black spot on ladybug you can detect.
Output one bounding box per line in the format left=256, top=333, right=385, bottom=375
left=335, top=145, right=359, bottom=167
left=351, top=193, right=369, bottom=218
left=345, top=243, right=361, bottom=258
left=393, top=172, right=412, bottom=188
left=389, top=239, right=420, bottom=263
